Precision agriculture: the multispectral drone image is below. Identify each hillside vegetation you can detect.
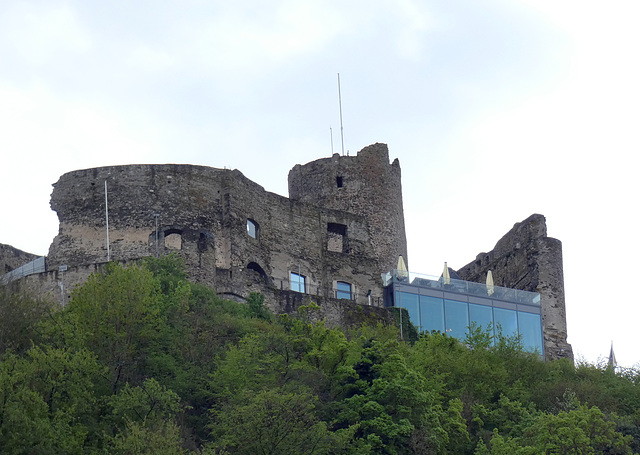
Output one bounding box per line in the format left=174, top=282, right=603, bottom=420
left=1, top=257, right=638, bottom=454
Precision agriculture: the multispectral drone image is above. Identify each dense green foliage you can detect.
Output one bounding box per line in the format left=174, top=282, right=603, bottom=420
left=1, top=257, right=639, bottom=454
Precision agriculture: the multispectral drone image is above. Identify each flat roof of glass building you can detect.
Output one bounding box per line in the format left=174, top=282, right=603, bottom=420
left=382, top=270, right=540, bottom=307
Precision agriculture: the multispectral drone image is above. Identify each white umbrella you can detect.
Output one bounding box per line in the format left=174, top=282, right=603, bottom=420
left=486, top=270, right=495, bottom=296
left=443, top=262, right=450, bottom=285
left=397, top=255, right=408, bottom=280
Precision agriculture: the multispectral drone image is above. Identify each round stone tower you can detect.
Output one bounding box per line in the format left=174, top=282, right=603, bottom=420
left=288, top=143, right=407, bottom=274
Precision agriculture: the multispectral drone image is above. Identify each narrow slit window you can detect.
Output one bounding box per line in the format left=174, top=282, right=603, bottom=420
left=290, top=272, right=306, bottom=293
left=336, top=281, right=352, bottom=300
left=336, top=176, right=343, bottom=188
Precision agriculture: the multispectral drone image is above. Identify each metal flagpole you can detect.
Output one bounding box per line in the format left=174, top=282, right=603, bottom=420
left=330, top=127, right=334, bottom=155
left=154, top=213, right=159, bottom=257
left=105, top=180, right=110, bottom=262
left=337, top=73, right=345, bottom=156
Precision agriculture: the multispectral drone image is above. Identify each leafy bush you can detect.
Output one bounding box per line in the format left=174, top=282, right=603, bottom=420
left=0, top=256, right=637, bottom=454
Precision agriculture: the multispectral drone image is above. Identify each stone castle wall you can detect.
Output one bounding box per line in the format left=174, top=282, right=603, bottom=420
left=44, top=144, right=405, bottom=310
left=3, top=259, right=394, bottom=336
left=456, top=214, right=573, bottom=360
left=2, top=144, right=572, bottom=360
left=288, top=143, right=407, bottom=273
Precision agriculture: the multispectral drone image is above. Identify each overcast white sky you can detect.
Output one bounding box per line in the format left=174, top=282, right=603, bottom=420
left=1, top=0, right=639, bottom=367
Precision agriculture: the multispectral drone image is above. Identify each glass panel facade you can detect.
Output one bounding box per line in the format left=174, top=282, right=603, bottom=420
left=398, top=291, right=421, bottom=332
left=469, top=303, right=494, bottom=336
left=518, top=312, right=543, bottom=354
left=494, top=308, right=518, bottom=338
left=336, top=281, right=352, bottom=299
left=445, top=299, right=469, bottom=339
left=290, top=272, right=305, bottom=293
left=391, top=287, right=543, bottom=355
left=420, top=295, right=444, bottom=333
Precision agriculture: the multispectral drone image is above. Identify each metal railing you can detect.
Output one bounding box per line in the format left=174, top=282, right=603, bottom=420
left=382, top=270, right=540, bottom=306
left=276, top=278, right=384, bottom=307
left=1, top=257, right=46, bottom=285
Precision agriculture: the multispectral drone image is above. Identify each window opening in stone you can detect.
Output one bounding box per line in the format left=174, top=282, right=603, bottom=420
left=290, top=272, right=306, bottom=293
left=198, top=233, right=207, bottom=252
left=164, top=229, right=183, bottom=250
left=327, top=223, right=347, bottom=253
left=247, top=262, right=268, bottom=283
left=336, top=176, right=343, bottom=188
left=336, top=281, right=352, bottom=300
left=247, top=219, right=259, bottom=239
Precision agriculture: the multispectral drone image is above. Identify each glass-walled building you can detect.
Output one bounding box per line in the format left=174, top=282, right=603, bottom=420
left=382, top=270, right=544, bottom=355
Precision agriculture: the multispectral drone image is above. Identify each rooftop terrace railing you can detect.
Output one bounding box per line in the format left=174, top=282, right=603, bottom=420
left=382, top=269, right=540, bottom=306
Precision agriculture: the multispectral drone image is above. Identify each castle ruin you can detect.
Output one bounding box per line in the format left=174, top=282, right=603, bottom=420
left=1, top=143, right=572, bottom=360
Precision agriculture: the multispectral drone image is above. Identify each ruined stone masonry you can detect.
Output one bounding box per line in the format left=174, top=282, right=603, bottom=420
left=456, top=214, right=573, bottom=360
left=1, top=143, right=572, bottom=360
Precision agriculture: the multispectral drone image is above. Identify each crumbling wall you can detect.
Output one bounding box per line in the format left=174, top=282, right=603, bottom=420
left=271, top=290, right=395, bottom=329
left=47, top=164, right=225, bottom=274
left=456, top=214, right=573, bottom=361
left=46, top=145, right=402, bottom=307
left=288, top=143, right=407, bottom=273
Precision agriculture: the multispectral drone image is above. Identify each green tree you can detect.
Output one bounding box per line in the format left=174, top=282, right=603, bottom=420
left=210, top=388, right=331, bottom=454
left=0, top=287, right=53, bottom=354
left=0, top=346, right=104, bottom=454
left=105, top=378, right=187, bottom=455
left=476, top=405, right=633, bottom=454
left=59, top=262, right=166, bottom=392
left=329, top=338, right=467, bottom=454
left=247, top=292, right=272, bottom=321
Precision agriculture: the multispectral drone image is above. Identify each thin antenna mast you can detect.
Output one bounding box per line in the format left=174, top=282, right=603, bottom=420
left=337, top=73, right=345, bottom=156
left=104, top=180, right=110, bottom=262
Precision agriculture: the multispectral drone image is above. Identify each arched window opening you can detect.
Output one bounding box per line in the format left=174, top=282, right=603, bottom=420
left=336, top=281, right=352, bottom=300
left=164, top=229, right=183, bottom=250
left=247, top=219, right=259, bottom=239
left=247, top=262, right=268, bottom=283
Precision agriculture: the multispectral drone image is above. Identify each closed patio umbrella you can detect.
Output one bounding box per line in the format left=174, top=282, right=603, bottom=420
left=397, top=255, right=408, bottom=280
left=443, top=262, right=451, bottom=285
left=486, top=270, right=495, bottom=296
